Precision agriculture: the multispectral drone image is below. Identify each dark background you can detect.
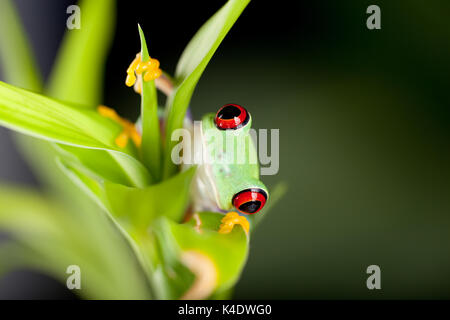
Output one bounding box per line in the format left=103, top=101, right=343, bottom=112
left=1, top=0, right=450, bottom=299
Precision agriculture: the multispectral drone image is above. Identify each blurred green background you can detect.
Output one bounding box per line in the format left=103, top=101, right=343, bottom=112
left=1, top=0, right=449, bottom=298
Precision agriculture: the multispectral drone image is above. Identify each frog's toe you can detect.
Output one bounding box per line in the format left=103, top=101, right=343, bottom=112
left=218, top=211, right=249, bottom=235
left=125, top=52, right=162, bottom=89
left=97, top=105, right=141, bottom=148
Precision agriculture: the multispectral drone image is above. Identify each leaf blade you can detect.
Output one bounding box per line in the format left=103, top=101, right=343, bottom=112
left=0, top=81, right=125, bottom=152
left=0, top=0, right=42, bottom=91
left=138, top=26, right=162, bottom=181
left=0, top=186, right=152, bottom=299
left=104, top=167, right=197, bottom=229
left=163, top=0, right=250, bottom=178
left=151, top=212, right=249, bottom=299
left=47, top=0, right=116, bottom=106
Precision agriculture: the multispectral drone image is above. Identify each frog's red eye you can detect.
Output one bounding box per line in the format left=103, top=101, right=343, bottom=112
left=215, top=104, right=249, bottom=130
left=232, top=188, right=267, bottom=214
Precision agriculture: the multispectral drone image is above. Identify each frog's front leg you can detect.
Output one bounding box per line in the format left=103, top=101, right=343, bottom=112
left=98, top=106, right=142, bottom=148
left=125, top=53, right=161, bottom=86
left=97, top=53, right=166, bottom=147
left=125, top=53, right=166, bottom=95
left=218, top=212, right=250, bottom=235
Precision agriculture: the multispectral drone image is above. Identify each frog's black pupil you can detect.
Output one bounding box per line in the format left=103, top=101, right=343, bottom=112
left=239, top=201, right=261, bottom=214
left=218, top=105, right=241, bottom=119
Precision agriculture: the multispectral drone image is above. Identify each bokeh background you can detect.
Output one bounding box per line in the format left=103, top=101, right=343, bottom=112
left=0, top=0, right=449, bottom=299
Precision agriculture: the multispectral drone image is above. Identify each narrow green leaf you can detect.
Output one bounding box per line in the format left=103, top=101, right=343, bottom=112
left=138, top=26, right=162, bottom=181
left=0, top=186, right=152, bottom=299
left=55, top=158, right=198, bottom=298
left=104, top=167, right=196, bottom=229
left=55, top=159, right=195, bottom=231
left=150, top=219, right=195, bottom=299
left=56, top=144, right=152, bottom=188
left=152, top=212, right=249, bottom=298
left=0, top=81, right=153, bottom=188
left=0, top=0, right=42, bottom=91
left=0, top=81, right=135, bottom=155
left=54, top=158, right=196, bottom=256
left=56, top=157, right=106, bottom=209
left=163, top=0, right=250, bottom=178
left=47, top=0, right=116, bottom=106
left=55, top=156, right=155, bottom=289
left=180, top=212, right=249, bottom=295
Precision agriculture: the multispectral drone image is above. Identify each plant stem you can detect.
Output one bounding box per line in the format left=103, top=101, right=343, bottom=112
left=138, top=25, right=162, bottom=181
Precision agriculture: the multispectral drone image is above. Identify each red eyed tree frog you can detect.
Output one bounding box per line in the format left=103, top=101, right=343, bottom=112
left=99, top=54, right=268, bottom=234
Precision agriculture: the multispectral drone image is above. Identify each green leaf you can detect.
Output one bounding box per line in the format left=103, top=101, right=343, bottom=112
left=55, top=155, right=195, bottom=232
left=163, top=0, right=250, bottom=179
left=0, top=81, right=153, bottom=186
left=55, top=156, right=108, bottom=209
left=151, top=212, right=249, bottom=299
left=0, top=186, right=152, bottom=299
left=47, top=0, right=116, bottom=106
left=0, top=81, right=137, bottom=154
left=56, top=144, right=152, bottom=188
left=180, top=212, right=249, bottom=293
left=55, top=159, right=199, bottom=299
left=54, top=157, right=153, bottom=280
left=54, top=155, right=196, bottom=236
left=0, top=0, right=42, bottom=91
left=149, top=220, right=195, bottom=299
left=104, top=167, right=196, bottom=230
left=138, top=26, right=162, bottom=181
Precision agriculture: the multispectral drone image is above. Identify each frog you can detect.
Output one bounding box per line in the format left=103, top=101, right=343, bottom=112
left=99, top=53, right=268, bottom=234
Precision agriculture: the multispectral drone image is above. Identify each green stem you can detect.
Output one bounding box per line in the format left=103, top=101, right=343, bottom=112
left=138, top=25, right=162, bottom=181
left=0, top=0, right=42, bottom=91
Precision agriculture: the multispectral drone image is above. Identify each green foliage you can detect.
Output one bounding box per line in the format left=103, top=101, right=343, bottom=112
left=175, top=212, right=249, bottom=291
left=138, top=26, right=162, bottom=181
left=0, top=81, right=126, bottom=152
left=104, top=167, right=196, bottom=229
left=0, top=0, right=42, bottom=91
left=47, top=0, right=116, bottom=106
left=163, top=0, right=251, bottom=179
left=0, top=0, right=278, bottom=300
left=0, top=186, right=152, bottom=299
left=150, top=213, right=249, bottom=299
left=56, top=144, right=152, bottom=188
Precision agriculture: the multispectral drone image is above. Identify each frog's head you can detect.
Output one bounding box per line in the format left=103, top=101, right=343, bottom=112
left=197, top=104, right=269, bottom=215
